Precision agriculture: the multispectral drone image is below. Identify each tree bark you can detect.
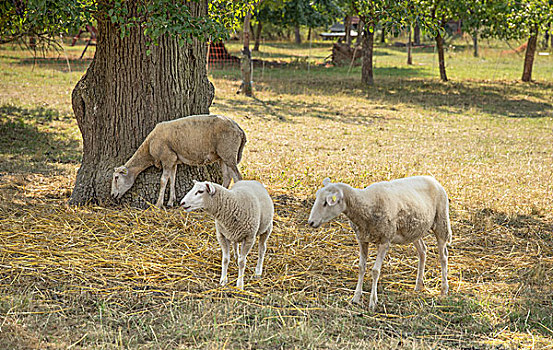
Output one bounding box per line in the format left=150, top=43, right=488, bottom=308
left=345, top=15, right=352, bottom=46
left=380, top=28, right=385, bottom=44
left=435, top=31, right=448, bottom=81
left=414, top=24, right=420, bottom=45
left=294, top=25, right=301, bottom=44
left=356, top=20, right=364, bottom=45
left=361, top=22, right=375, bottom=86
left=522, top=28, right=538, bottom=82
left=69, top=1, right=218, bottom=208
left=240, top=12, right=253, bottom=96
left=253, top=21, right=262, bottom=51
left=407, top=26, right=413, bottom=65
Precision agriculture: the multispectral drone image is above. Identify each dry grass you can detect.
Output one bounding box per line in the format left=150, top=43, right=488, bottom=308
left=1, top=40, right=553, bottom=349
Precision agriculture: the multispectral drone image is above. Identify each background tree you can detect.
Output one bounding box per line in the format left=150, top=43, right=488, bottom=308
left=485, top=0, right=553, bottom=81
left=350, top=0, right=430, bottom=86
left=1, top=0, right=246, bottom=207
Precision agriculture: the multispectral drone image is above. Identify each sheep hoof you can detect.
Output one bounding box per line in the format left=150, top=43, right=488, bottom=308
left=414, top=284, right=425, bottom=292
left=253, top=274, right=262, bottom=280
left=351, top=296, right=362, bottom=305
left=220, top=278, right=228, bottom=286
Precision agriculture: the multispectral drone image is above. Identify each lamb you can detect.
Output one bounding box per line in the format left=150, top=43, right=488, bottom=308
left=307, top=176, right=452, bottom=311
left=180, top=180, right=274, bottom=289
left=111, top=115, right=247, bottom=208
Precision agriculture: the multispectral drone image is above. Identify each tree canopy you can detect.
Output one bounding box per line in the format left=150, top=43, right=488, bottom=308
left=0, top=0, right=251, bottom=47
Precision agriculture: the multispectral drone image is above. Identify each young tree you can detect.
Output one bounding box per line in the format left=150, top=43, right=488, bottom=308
left=499, top=0, right=553, bottom=81
left=1, top=0, right=245, bottom=207
left=351, top=0, right=427, bottom=86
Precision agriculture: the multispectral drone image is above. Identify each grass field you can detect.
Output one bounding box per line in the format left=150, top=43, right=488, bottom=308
left=1, top=37, right=553, bottom=349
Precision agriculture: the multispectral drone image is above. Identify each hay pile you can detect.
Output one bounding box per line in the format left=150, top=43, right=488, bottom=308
left=1, top=174, right=551, bottom=307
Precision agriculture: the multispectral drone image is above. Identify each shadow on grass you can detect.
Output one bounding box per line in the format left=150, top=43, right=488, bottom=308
left=250, top=71, right=553, bottom=119
left=0, top=104, right=81, bottom=174
left=13, top=56, right=91, bottom=73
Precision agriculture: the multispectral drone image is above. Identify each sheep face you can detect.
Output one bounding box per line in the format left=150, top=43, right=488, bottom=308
left=308, top=180, right=345, bottom=228
left=180, top=181, right=216, bottom=212
left=111, top=166, right=134, bottom=199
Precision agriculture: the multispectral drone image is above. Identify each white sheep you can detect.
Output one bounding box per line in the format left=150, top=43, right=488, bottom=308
left=181, top=180, right=274, bottom=289
left=307, top=176, right=452, bottom=311
left=111, top=115, right=246, bottom=208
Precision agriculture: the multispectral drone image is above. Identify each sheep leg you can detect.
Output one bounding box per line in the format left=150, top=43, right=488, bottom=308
left=254, top=223, right=272, bottom=278
left=227, top=162, right=242, bottom=182
left=220, top=161, right=231, bottom=188
left=352, top=241, right=368, bottom=305
left=215, top=226, right=230, bottom=286
left=413, top=238, right=427, bottom=292
left=369, top=242, right=390, bottom=311
left=437, top=237, right=449, bottom=296
left=167, top=164, right=177, bottom=207
left=237, top=237, right=255, bottom=289
left=155, top=168, right=171, bottom=208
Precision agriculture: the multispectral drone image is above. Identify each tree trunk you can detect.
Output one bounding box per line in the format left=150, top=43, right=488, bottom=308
left=380, top=28, right=385, bottom=43
left=472, top=30, right=479, bottom=57
left=361, top=22, right=375, bottom=86
left=435, top=31, right=448, bottom=81
left=70, top=1, right=218, bottom=208
left=356, top=20, right=364, bottom=45
left=294, top=25, right=301, bottom=44
left=240, top=12, right=253, bottom=96
left=522, top=28, right=538, bottom=82
left=407, top=26, right=413, bottom=65
left=414, top=24, right=420, bottom=45
left=345, top=15, right=352, bottom=46
left=253, top=21, right=262, bottom=52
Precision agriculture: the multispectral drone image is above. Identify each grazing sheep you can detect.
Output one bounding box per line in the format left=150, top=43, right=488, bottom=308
left=307, top=176, right=452, bottom=311
left=181, top=180, right=274, bottom=289
left=111, top=115, right=246, bottom=208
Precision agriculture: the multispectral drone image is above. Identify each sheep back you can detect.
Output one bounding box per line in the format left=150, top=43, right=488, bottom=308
left=211, top=181, right=274, bottom=243
left=349, top=176, right=450, bottom=244
left=146, top=115, right=246, bottom=166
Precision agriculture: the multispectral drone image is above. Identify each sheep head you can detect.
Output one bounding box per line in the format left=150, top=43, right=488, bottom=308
left=111, top=166, right=134, bottom=199
left=180, top=180, right=216, bottom=212
left=308, top=178, right=346, bottom=228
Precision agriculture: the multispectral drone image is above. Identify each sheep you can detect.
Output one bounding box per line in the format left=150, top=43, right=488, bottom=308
left=180, top=180, right=274, bottom=289
left=307, top=176, right=452, bottom=311
left=111, top=114, right=247, bottom=208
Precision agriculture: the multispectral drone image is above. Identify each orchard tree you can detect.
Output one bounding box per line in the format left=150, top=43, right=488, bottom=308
left=487, top=0, right=553, bottom=81
left=350, top=0, right=430, bottom=86
left=0, top=0, right=247, bottom=207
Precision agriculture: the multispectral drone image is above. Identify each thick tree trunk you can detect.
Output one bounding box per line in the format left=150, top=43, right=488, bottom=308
left=380, top=28, right=385, bottom=43
left=345, top=15, right=352, bottom=46
left=435, top=31, right=448, bottom=81
left=253, top=21, right=262, bottom=52
left=240, top=12, right=253, bottom=96
left=407, top=26, right=413, bottom=65
left=522, top=28, right=538, bottom=82
left=69, top=1, right=218, bottom=208
left=361, top=23, right=375, bottom=86
left=414, top=24, right=420, bottom=45
left=294, top=25, right=301, bottom=44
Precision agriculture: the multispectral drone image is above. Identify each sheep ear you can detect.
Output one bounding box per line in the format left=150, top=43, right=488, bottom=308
left=120, top=167, right=128, bottom=175
left=205, top=183, right=216, bottom=196
left=322, top=178, right=331, bottom=187
left=326, top=192, right=342, bottom=206
left=192, top=180, right=198, bottom=185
